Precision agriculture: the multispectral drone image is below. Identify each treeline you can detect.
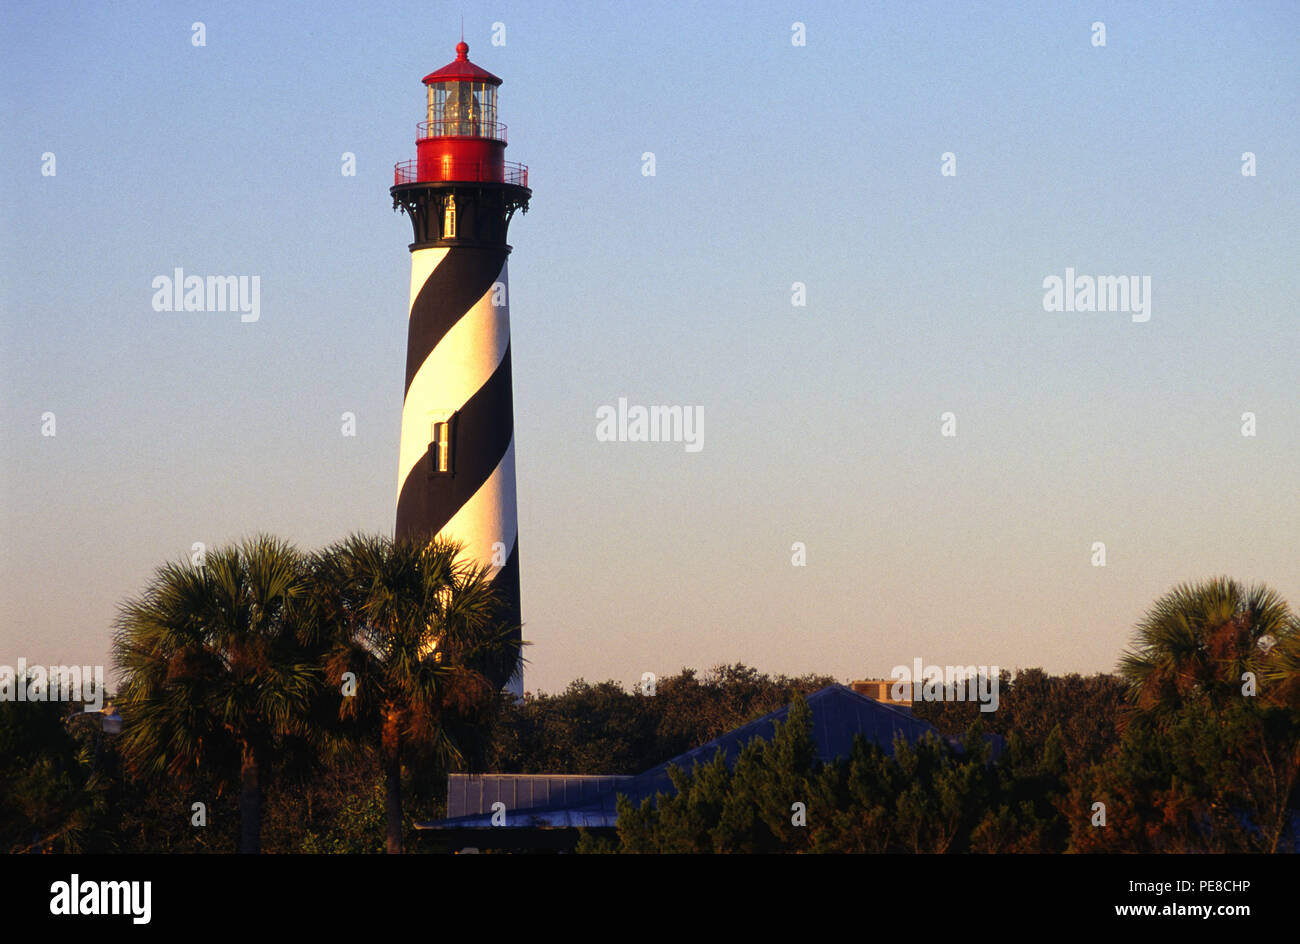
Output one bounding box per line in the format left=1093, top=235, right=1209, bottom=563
left=586, top=681, right=1299, bottom=853
left=569, top=670, right=1122, bottom=853
left=1, top=663, right=835, bottom=853
left=909, top=668, right=1126, bottom=771
left=3, top=570, right=1297, bottom=853
left=582, top=697, right=1072, bottom=853
left=490, top=663, right=839, bottom=775
left=584, top=579, right=1300, bottom=853
left=12, top=655, right=1294, bottom=853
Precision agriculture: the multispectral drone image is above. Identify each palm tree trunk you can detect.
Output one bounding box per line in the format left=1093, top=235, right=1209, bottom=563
left=383, top=710, right=403, bottom=854
left=239, top=741, right=262, bottom=854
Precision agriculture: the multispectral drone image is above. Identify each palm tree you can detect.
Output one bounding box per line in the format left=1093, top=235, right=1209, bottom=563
left=1118, top=577, right=1295, bottom=721
left=1259, top=611, right=1300, bottom=706
left=1116, top=578, right=1300, bottom=851
left=112, top=535, right=319, bottom=853
left=310, top=533, right=522, bottom=853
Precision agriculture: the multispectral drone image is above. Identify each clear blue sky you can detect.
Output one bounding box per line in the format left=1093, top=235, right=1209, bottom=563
left=3, top=1, right=1297, bottom=695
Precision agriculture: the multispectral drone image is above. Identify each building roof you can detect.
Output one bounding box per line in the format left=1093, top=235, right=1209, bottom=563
left=446, top=773, right=632, bottom=820
left=419, top=684, right=971, bottom=831
left=422, top=42, right=503, bottom=86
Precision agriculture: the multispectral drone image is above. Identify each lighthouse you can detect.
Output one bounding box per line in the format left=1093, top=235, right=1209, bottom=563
left=391, top=41, right=530, bottom=695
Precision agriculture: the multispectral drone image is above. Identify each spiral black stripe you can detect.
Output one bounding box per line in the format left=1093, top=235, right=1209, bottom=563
left=404, top=247, right=509, bottom=395
left=495, top=539, right=521, bottom=629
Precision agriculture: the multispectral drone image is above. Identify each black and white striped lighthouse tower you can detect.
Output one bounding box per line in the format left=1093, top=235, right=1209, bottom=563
left=390, top=41, right=530, bottom=695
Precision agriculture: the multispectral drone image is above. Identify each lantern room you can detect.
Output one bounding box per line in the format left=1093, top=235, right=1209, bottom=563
left=395, top=41, right=527, bottom=188
left=391, top=40, right=530, bottom=248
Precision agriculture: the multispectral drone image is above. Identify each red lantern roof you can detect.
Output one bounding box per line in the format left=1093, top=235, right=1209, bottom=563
left=422, top=42, right=503, bottom=86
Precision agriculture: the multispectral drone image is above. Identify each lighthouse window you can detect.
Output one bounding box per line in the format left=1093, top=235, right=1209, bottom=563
left=442, top=82, right=479, bottom=134
left=434, top=82, right=499, bottom=136
left=429, top=82, right=498, bottom=137
left=443, top=197, right=456, bottom=238
left=430, top=417, right=455, bottom=474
